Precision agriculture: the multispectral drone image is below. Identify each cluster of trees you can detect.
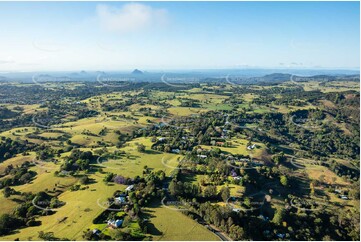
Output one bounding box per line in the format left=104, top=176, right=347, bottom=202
left=0, top=107, right=18, bottom=119
left=0, top=137, right=30, bottom=162
left=103, top=172, right=134, bottom=185
left=185, top=202, right=245, bottom=240
left=61, top=149, right=95, bottom=171
left=0, top=162, right=36, bottom=190
left=0, top=191, right=65, bottom=236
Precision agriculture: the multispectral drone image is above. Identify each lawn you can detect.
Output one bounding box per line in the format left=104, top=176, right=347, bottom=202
left=143, top=202, right=220, bottom=241
left=200, top=138, right=266, bottom=158
left=167, top=107, right=206, bottom=116
left=100, top=137, right=183, bottom=177
left=0, top=174, right=126, bottom=241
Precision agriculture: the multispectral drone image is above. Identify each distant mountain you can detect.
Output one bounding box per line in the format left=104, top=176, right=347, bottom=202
left=69, top=71, right=89, bottom=76
left=96, top=71, right=106, bottom=75
left=262, top=73, right=292, bottom=82
left=132, top=69, right=143, bottom=75
left=37, top=74, right=53, bottom=78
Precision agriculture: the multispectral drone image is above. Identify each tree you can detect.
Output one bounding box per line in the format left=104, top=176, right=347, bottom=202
left=243, top=197, right=251, bottom=208
left=169, top=179, right=182, bottom=196
left=38, top=231, right=56, bottom=240
left=2, top=187, right=15, bottom=198
left=272, top=207, right=285, bottom=225
left=0, top=214, right=19, bottom=236
left=227, top=217, right=234, bottom=231
left=109, top=229, right=125, bottom=240
left=220, top=186, right=230, bottom=202
left=19, top=173, right=33, bottom=184
left=229, top=225, right=245, bottom=240
left=280, top=175, right=288, bottom=186
left=203, top=185, right=217, bottom=198
left=137, top=144, right=146, bottom=153
left=103, top=173, right=114, bottom=183
left=80, top=175, right=89, bottom=185
left=273, top=152, right=285, bottom=165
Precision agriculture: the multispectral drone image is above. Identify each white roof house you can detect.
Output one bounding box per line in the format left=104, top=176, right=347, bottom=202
left=107, top=219, right=123, bottom=228
left=247, top=144, right=256, bottom=150
left=197, top=155, right=207, bottom=158
left=125, top=185, right=134, bottom=191
left=340, top=195, right=348, bottom=200
left=172, top=149, right=180, bottom=154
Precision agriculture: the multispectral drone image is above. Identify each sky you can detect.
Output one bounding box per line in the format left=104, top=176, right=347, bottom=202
left=0, top=1, right=359, bottom=71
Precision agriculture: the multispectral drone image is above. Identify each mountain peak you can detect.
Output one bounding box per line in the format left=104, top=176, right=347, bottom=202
left=132, top=69, right=143, bottom=75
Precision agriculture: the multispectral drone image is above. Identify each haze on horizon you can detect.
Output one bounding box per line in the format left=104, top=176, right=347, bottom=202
left=0, top=1, right=359, bottom=72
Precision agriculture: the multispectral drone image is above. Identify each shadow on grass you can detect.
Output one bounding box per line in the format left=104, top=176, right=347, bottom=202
left=141, top=201, right=164, bottom=236
left=143, top=150, right=162, bottom=155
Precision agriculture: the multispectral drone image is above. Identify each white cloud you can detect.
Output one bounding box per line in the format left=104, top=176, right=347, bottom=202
left=96, top=3, right=168, bottom=33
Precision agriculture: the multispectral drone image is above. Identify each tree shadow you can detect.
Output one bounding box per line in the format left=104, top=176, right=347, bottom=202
left=143, top=150, right=162, bottom=155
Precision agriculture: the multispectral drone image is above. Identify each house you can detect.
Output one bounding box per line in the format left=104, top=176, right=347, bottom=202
left=125, top=185, right=134, bottom=192
left=60, top=170, right=71, bottom=175
left=171, top=149, right=180, bottom=154
left=197, top=155, right=207, bottom=158
left=233, top=176, right=242, bottom=180
left=247, top=144, right=256, bottom=150
left=232, top=208, right=241, bottom=213
left=155, top=123, right=167, bottom=128
left=158, top=137, right=166, bottom=142
left=115, top=195, right=127, bottom=204
left=258, top=215, right=269, bottom=221
left=340, top=195, right=348, bottom=200
left=277, top=233, right=285, bottom=239
left=108, top=219, right=123, bottom=228
left=162, top=183, right=169, bottom=191
left=239, top=158, right=250, bottom=162
left=251, top=160, right=264, bottom=166
left=92, top=229, right=101, bottom=235
left=216, top=141, right=225, bottom=147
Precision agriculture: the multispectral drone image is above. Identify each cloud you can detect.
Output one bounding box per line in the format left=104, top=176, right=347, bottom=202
left=0, top=60, right=14, bottom=65
left=0, top=57, right=15, bottom=65
left=32, top=40, right=64, bottom=52
left=96, top=3, right=168, bottom=33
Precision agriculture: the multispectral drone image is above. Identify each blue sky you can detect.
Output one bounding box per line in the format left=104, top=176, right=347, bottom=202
left=0, top=1, right=359, bottom=71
